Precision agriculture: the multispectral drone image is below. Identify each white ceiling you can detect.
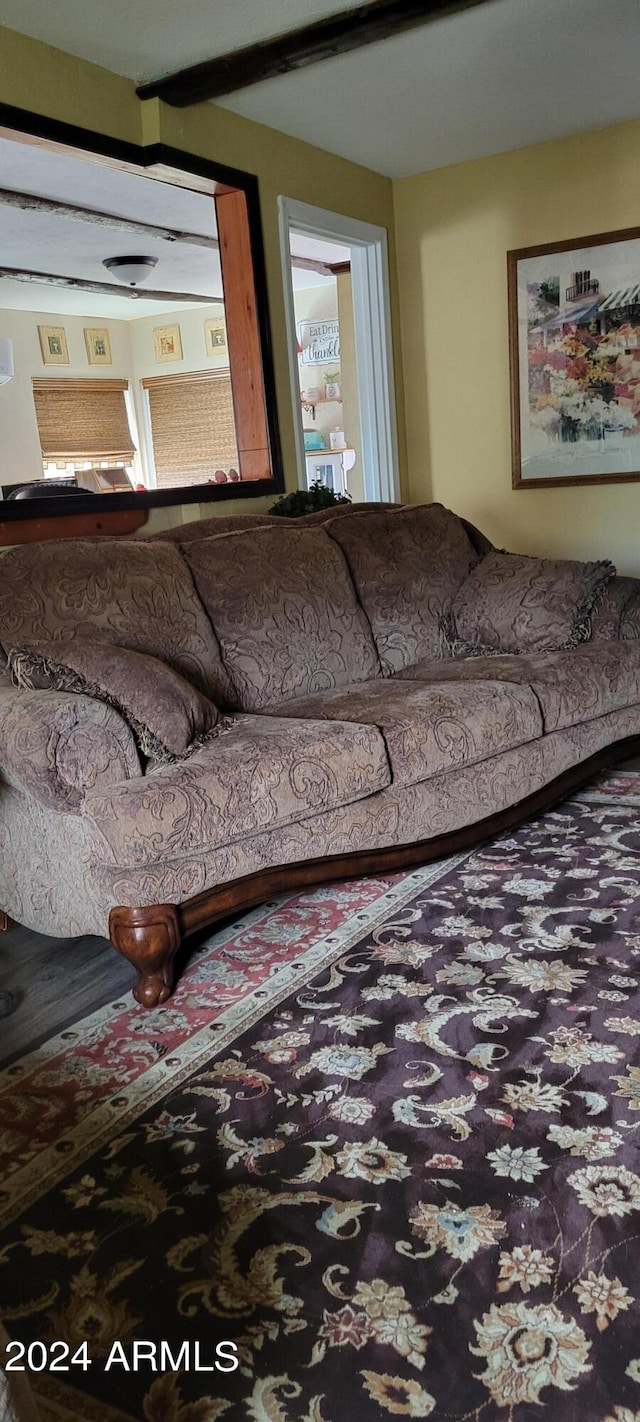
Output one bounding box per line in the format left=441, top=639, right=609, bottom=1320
left=220, top=0, right=640, bottom=177
left=0, top=0, right=366, bottom=86
left=2, top=0, right=640, bottom=177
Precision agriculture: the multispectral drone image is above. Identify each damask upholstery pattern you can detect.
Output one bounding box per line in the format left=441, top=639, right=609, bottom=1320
left=621, top=585, right=640, bottom=638
left=183, top=526, right=381, bottom=710
left=0, top=507, right=639, bottom=952
left=0, top=538, right=229, bottom=701
left=326, top=504, right=478, bottom=672
left=83, top=714, right=391, bottom=868
left=0, top=674, right=140, bottom=812
left=266, top=678, right=542, bottom=788
left=525, top=644, right=640, bottom=732
left=0, top=699, right=634, bottom=942
left=448, top=550, right=615, bottom=655
left=153, top=501, right=402, bottom=545
left=8, top=640, right=221, bottom=763
left=590, top=575, right=640, bottom=641
left=394, top=642, right=640, bottom=734
left=62, top=702, right=640, bottom=936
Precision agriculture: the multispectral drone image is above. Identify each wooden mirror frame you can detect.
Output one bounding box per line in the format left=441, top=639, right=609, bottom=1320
left=0, top=101, right=284, bottom=527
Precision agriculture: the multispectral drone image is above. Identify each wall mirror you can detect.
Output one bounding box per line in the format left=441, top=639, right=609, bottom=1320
left=0, top=107, right=283, bottom=529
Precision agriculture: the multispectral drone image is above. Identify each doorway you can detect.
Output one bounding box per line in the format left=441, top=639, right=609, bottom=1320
left=278, top=197, right=400, bottom=504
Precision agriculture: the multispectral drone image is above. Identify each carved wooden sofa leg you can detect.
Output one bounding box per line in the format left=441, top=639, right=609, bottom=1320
left=109, top=904, right=181, bottom=1008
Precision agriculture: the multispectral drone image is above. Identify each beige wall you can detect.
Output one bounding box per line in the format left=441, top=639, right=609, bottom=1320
left=0, top=28, right=407, bottom=534
left=394, top=118, right=640, bottom=576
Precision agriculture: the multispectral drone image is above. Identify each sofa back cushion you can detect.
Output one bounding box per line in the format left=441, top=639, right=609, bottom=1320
left=0, top=538, right=228, bottom=700
left=326, top=504, right=478, bottom=672
left=153, top=501, right=401, bottom=546
left=183, top=525, right=381, bottom=710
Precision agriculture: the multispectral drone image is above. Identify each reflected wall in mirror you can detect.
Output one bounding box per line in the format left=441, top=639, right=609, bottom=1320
left=0, top=120, right=283, bottom=518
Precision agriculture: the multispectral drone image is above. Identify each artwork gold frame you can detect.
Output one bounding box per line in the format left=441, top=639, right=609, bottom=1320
left=153, top=324, right=183, bottom=363
left=204, top=316, right=227, bottom=354
left=509, top=224, right=640, bottom=489
left=38, top=325, right=69, bottom=366
left=84, top=327, right=112, bottom=365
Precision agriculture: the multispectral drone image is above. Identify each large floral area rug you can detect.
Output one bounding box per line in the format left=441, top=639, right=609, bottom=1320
left=1, top=770, right=640, bottom=1422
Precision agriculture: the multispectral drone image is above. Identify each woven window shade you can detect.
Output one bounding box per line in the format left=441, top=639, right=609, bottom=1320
left=32, top=379, right=135, bottom=461
left=143, top=371, right=239, bottom=488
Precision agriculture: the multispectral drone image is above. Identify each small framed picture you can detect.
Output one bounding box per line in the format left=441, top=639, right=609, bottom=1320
left=38, top=325, right=69, bottom=366
left=153, top=324, right=183, bottom=363
left=84, top=327, right=112, bottom=365
left=204, top=316, right=227, bottom=355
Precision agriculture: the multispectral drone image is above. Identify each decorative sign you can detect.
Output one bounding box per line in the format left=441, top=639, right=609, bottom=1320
left=298, top=319, right=340, bottom=366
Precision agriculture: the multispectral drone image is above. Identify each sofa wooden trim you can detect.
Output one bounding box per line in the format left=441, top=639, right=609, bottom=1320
left=106, top=732, right=640, bottom=1007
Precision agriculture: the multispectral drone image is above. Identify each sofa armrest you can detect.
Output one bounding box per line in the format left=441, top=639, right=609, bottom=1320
left=0, top=676, right=142, bottom=811
left=590, top=575, right=640, bottom=642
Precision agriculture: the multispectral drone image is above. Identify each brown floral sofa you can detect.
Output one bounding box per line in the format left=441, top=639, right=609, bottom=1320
left=0, top=501, right=639, bottom=1008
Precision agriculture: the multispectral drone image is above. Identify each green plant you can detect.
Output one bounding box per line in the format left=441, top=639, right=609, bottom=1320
left=269, top=480, right=352, bottom=518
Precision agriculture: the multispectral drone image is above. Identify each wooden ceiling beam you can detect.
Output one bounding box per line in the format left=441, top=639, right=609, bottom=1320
left=0, top=186, right=220, bottom=249
left=136, top=0, right=495, bottom=107
left=0, top=266, right=220, bottom=303
left=0, top=187, right=336, bottom=279
left=289, top=255, right=335, bottom=278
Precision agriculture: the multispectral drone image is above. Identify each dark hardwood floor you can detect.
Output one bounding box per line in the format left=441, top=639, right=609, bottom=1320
left=0, top=923, right=136, bottom=1065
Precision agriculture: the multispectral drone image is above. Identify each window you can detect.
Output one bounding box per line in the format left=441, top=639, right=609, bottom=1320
left=32, top=378, right=136, bottom=479
left=142, top=371, right=239, bottom=488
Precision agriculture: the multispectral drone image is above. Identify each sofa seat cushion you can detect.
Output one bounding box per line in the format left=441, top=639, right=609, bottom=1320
left=447, top=550, right=615, bottom=655
left=266, top=678, right=542, bottom=788
left=84, top=714, right=390, bottom=868
left=325, top=504, right=478, bottom=672
left=0, top=538, right=228, bottom=701
left=394, top=642, right=640, bottom=733
left=182, top=525, right=381, bottom=711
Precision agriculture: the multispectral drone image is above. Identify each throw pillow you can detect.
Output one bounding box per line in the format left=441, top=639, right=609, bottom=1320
left=8, top=640, right=224, bottom=764
left=446, top=550, right=615, bottom=656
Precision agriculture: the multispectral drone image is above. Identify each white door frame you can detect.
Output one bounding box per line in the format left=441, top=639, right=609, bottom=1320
left=278, top=196, right=400, bottom=502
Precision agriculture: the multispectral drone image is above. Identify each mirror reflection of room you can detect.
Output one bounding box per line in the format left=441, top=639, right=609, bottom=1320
left=0, top=135, right=241, bottom=501
left=290, top=232, right=364, bottom=502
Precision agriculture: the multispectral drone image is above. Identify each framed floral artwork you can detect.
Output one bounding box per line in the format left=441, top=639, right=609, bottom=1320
left=204, top=316, right=227, bottom=354
left=153, top=324, right=183, bottom=363
left=84, top=327, right=112, bottom=365
left=38, top=325, right=69, bottom=366
left=508, top=225, right=640, bottom=487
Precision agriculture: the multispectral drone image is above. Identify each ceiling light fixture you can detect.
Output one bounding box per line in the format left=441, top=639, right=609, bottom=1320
left=103, top=255, right=158, bottom=287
